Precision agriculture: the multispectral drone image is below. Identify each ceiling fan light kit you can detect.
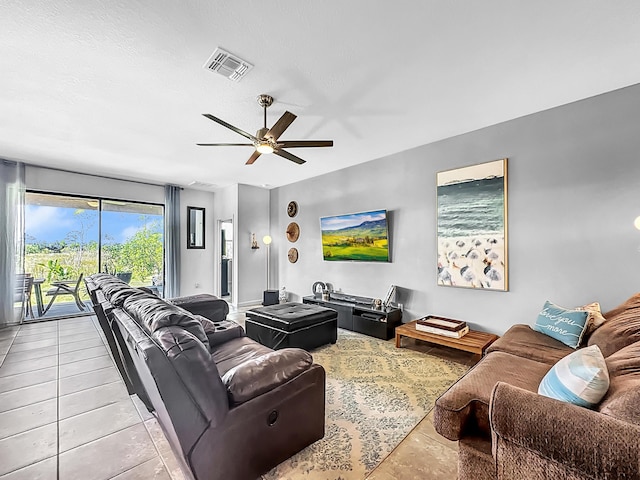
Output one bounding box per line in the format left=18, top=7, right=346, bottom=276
left=256, top=142, right=275, bottom=154
left=198, top=94, right=333, bottom=165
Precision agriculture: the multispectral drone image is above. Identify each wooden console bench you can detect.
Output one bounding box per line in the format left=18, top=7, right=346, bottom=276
left=395, top=320, right=498, bottom=357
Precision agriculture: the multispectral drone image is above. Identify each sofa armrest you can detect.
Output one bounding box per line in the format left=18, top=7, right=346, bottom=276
left=221, top=348, right=313, bottom=405
left=169, top=294, right=229, bottom=321
left=490, top=382, right=640, bottom=480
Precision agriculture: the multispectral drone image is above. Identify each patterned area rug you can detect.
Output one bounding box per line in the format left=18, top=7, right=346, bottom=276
left=263, top=329, right=469, bottom=480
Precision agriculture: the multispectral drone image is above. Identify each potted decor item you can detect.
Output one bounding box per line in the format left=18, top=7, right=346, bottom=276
left=104, top=255, right=133, bottom=284
left=279, top=286, right=288, bottom=304
left=115, top=272, right=132, bottom=284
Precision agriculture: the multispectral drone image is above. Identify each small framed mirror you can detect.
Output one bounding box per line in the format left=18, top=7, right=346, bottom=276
left=187, top=206, right=205, bottom=249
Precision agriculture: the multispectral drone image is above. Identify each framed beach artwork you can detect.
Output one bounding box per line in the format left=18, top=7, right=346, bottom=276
left=436, top=158, right=508, bottom=291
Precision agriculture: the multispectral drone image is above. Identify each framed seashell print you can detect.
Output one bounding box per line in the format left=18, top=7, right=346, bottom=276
left=436, top=158, right=508, bottom=291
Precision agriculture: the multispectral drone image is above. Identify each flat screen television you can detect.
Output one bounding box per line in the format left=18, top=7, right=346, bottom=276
left=320, top=209, right=390, bottom=262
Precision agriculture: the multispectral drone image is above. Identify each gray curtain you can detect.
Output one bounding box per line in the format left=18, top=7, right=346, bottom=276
left=164, top=185, right=180, bottom=298
left=0, top=160, right=25, bottom=327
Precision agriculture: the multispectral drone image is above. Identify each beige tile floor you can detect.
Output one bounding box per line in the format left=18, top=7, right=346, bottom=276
left=0, top=315, right=184, bottom=480
left=0, top=309, right=475, bottom=480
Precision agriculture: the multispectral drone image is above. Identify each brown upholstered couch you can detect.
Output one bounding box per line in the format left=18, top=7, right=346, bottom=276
left=434, top=293, right=640, bottom=480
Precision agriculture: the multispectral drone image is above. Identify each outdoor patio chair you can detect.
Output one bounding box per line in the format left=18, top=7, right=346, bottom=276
left=15, top=273, right=34, bottom=319
left=43, top=273, right=86, bottom=314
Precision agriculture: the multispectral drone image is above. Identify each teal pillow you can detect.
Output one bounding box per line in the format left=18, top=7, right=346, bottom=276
left=533, top=300, right=589, bottom=348
left=538, top=345, right=610, bottom=408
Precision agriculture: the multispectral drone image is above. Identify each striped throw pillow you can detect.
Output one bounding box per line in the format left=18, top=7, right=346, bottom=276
left=538, top=345, right=610, bottom=408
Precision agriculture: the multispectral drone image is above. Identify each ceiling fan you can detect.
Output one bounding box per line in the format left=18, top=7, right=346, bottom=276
left=197, top=94, right=333, bottom=165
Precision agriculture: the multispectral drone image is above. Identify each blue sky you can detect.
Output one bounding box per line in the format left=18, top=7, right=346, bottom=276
left=25, top=206, right=162, bottom=244
left=320, top=210, right=386, bottom=231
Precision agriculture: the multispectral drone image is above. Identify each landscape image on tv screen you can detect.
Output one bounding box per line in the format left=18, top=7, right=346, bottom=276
left=320, top=209, right=389, bottom=262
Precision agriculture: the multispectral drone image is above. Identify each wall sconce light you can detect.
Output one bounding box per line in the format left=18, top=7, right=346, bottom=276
left=251, top=233, right=260, bottom=249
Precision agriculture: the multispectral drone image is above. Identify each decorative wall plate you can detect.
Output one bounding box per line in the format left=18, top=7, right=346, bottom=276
left=286, top=222, right=300, bottom=242
left=287, top=201, right=298, bottom=218
left=288, top=247, right=299, bottom=263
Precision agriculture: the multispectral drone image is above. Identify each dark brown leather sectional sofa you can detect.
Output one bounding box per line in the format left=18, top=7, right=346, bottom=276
left=85, top=274, right=326, bottom=480
left=433, top=293, right=640, bottom=479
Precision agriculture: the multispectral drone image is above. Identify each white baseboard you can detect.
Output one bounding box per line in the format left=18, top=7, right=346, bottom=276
left=237, top=299, right=262, bottom=308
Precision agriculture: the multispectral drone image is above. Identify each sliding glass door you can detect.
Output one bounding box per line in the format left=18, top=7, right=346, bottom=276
left=23, top=192, right=164, bottom=320
left=24, top=193, right=99, bottom=319
left=101, top=200, right=164, bottom=290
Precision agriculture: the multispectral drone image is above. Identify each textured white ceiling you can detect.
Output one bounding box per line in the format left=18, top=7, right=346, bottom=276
left=1, top=1, right=640, bottom=189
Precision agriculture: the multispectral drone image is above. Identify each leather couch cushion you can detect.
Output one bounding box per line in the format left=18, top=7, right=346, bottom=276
left=221, top=348, right=312, bottom=405
left=598, top=340, right=640, bottom=426
left=588, top=292, right=640, bottom=357
left=434, top=351, right=550, bottom=441
left=485, top=324, right=573, bottom=365
left=89, top=273, right=123, bottom=286
left=97, top=279, right=131, bottom=297
left=108, top=287, right=156, bottom=307
left=96, top=281, right=134, bottom=307
left=194, top=315, right=245, bottom=347
left=211, top=336, right=273, bottom=377
left=123, top=295, right=209, bottom=349
left=152, top=325, right=229, bottom=427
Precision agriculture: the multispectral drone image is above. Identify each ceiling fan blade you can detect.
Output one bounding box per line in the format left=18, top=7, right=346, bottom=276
left=266, top=111, right=297, bottom=141
left=277, top=140, right=333, bottom=148
left=196, top=143, right=254, bottom=147
left=245, top=150, right=262, bottom=165
left=202, top=114, right=258, bottom=141
left=274, top=149, right=306, bottom=165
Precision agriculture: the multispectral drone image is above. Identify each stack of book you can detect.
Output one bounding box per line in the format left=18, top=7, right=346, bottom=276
left=416, top=316, right=469, bottom=338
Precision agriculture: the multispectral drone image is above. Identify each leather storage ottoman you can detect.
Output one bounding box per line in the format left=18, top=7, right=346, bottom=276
left=246, top=302, right=338, bottom=350
left=168, top=294, right=229, bottom=321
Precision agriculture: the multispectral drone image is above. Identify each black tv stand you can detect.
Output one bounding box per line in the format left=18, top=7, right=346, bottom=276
left=303, top=294, right=402, bottom=340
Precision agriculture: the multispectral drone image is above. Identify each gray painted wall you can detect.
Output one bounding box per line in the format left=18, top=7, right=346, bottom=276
left=237, top=184, right=270, bottom=306
left=180, top=188, right=215, bottom=296
left=270, top=84, right=640, bottom=334
left=212, top=183, right=270, bottom=306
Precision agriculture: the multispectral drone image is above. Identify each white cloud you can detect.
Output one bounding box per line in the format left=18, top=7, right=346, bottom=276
left=120, top=225, right=142, bottom=242
left=25, top=206, right=73, bottom=239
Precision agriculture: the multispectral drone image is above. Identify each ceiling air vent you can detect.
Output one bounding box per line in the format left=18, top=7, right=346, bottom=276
left=203, top=48, right=253, bottom=82
left=188, top=181, right=217, bottom=190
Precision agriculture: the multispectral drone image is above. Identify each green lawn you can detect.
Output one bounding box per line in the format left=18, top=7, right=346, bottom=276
left=322, top=235, right=389, bottom=261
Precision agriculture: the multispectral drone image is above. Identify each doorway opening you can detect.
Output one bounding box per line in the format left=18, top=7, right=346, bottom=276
left=220, top=220, right=233, bottom=303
